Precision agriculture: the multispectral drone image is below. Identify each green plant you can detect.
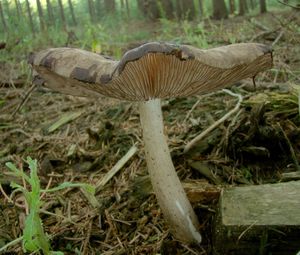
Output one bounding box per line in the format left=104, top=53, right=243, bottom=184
left=2, top=157, right=95, bottom=255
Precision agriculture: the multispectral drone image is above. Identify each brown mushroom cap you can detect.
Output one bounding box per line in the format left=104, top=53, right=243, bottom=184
left=31, top=42, right=273, bottom=101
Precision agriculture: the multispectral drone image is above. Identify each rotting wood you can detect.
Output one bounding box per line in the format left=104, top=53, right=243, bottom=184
left=213, top=181, right=300, bottom=255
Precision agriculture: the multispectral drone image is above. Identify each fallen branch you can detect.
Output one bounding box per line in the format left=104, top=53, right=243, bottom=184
left=184, top=89, right=243, bottom=154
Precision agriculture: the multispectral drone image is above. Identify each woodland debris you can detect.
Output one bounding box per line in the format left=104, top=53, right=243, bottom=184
left=278, top=123, right=300, bottom=172
left=46, top=111, right=83, bottom=133
left=12, top=83, right=38, bottom=117
left=131, top=175, right=221, bottom=205
left=281, top=171, right=300, bottom=181
left=213, top=181, right=300, bottom=255
left=188, top=161, right=223, bottom=185
left=95, top=145, right=137, bottom=192
left=184, top=89, right=243, bottom=154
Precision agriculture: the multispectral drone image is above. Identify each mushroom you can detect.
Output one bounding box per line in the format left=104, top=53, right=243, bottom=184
left=30, top=42, right=273, bottom=243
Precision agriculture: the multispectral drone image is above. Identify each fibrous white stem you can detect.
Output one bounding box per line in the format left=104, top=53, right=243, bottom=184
left=139, top=98, right=201, bottom=244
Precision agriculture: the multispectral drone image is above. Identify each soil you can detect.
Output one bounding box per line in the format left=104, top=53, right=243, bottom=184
left=0, top=9, right=300, bottom=255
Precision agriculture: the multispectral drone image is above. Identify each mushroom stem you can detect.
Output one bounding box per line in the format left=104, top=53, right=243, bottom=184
left=139, top=98, right=201, bottom=244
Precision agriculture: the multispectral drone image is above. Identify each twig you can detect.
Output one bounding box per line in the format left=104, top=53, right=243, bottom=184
left=183, top=98, right=201, bottom=123
left=298, top=90, right=300, bottom=117
left=272, top=30, right=284, bottom=47
left=0, top=183, right=13, bottom=203
left=217, top=108, right=243, bottom=157
left=183, top=90, right=224, bottom=124
left=11, top=83, right=37, bottom=117
left=184, top=89, right=243, bottom=154
left=96, top=144, right=138, bottom=192
left=181, top=243, right=205, bottom=255
left=0, top=236, right=23, bottom=253
left=105, top=210, right=124, bottom=249
left=81, top=220, right=93, bottom=255
left=277, top=123, right=300, bottom=172
left=237, top=220, right=258, bottom=242
left=249, top=18, right=270, bottom=31
left=81, top=188, right=101, bottom=208
left=40, top=172, right=53, bottom=200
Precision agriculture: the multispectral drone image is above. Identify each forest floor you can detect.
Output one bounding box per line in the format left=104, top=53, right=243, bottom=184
left=0, top=9, right=300, bottom=255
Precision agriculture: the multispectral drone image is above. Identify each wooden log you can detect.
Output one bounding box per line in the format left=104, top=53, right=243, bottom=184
left=213, top=181, right=300, bottom=255
left=130, top=176, right=221, bottom=205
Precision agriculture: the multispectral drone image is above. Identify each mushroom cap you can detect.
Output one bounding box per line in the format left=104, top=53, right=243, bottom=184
left=30, top=42, right=273, bottom=101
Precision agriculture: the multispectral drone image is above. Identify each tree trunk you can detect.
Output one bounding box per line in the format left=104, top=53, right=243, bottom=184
left=58, top=0, right=67, bottom=30
left=260, top=0, right=267, bottom=13
left=14, top=0, right=22, bottom=19
left=25, top=0, right=35, bottom=35
left=3, top=0, right=10, bottom=17
left=249, top=0, right=255, bottom=9
left=0, top=1, right=7, bottom=33
left=95, top=0, right=102, bottom=21
left=36, top=0, right=45, bottom=31
left=229, top=0, right=235, bottom=14
left=125, top=0, right=130, bottom=17
left=137, top=0, right=174, bottom=20
left=176, top=0, right=195, bottom=20
left=239, top=0, right=246, bottom=16
left=239, top=0, right=248, bottom=15
left=198, top=0, right=204, bottom=17
left=104, top=0, right=115, bottom=13
left=212, top=0, right=228, bottom=20
left=175, top=0, right=183, bottom=18
left=120, top=0, right=130, bottom=17
left=137, top=0, right=158, bottom=19
left=46, top=0, right=54, bottom=25
left=161, top=0, right=174, bottom=19
left=68, top=0, right=77, bottom=26
left=87, top=0, right=96, bottom=22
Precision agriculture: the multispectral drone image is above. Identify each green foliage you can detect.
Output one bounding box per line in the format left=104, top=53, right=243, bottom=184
left=6, top=157, right=53, bottom=254
left=158, top=18, right=208, bottom=48
left=0, top=0, right=298, bottom=71
left=5, top=157, right=95, bottom=254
